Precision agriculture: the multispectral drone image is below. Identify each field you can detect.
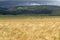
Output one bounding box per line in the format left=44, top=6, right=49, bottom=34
left=0, top=15, right=60, bottom=40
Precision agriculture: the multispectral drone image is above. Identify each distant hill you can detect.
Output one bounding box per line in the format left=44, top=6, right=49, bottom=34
left=0, top=5, right=60, bottom=15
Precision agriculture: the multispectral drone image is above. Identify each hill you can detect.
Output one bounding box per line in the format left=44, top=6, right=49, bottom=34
left=0, top=5, right=60, bottom=15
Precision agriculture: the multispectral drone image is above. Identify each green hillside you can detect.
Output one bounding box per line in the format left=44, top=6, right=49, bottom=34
left=0, top=5, right=60, bottom=16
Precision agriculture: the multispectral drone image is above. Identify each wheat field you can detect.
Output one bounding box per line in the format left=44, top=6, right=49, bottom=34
left=0, top=16, right=60, bottom=40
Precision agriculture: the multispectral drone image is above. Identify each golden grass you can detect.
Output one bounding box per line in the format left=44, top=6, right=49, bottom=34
left=0, top=16, right=60, bottom=40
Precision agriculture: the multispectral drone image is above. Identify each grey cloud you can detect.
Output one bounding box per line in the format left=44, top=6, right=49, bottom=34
left=0, top=0, right=60, bottom=8
left=0, top=0, right=59, bottom=1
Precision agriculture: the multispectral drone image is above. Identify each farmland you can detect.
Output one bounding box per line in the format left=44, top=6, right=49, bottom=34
left=0, top=16, right=60, bottom=40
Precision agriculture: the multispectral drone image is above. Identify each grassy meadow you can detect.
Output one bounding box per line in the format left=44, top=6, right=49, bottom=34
left=0, top=15, right=60, bottom=40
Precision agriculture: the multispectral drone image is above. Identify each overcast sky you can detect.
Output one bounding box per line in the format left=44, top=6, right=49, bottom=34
left=0, top=0, right=60, bottom=8
left=0, top=0, right=60, bottom=1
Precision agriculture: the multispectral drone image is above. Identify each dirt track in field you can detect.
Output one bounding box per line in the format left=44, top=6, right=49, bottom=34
left=0, top=17, right=60, bottom=40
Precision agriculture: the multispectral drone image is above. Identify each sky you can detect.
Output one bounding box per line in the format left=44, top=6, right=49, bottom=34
left=0, top=0, right=60, bottom=1
left=0, top=0, right=60, bottom=8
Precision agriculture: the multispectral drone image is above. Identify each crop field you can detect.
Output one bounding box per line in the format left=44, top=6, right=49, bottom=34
left=0, top=16, right=60, bottom=40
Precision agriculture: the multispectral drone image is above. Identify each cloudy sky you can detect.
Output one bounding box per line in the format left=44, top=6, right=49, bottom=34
left=0, top=0, right=60, bottom=1
left=0, top=0, right=60, bottom=8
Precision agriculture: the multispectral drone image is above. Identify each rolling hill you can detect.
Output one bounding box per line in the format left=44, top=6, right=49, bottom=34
left=0, top=5, right=60, bottom=15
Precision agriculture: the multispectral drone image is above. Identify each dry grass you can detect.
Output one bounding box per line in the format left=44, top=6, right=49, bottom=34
left=0, top=16, right=60, bottom=40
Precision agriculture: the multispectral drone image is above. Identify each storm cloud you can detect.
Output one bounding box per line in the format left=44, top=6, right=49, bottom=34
left=0, top=0, right=60, bottom=1
left=0, top=0, right=60, bottom=8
